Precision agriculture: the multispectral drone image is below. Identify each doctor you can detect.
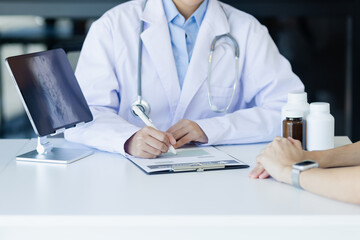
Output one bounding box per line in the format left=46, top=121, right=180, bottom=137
left=65, top=0, right=304, bottom=158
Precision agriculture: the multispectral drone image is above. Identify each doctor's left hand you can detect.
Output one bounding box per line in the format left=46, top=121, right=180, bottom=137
left=167, top=119, right=208, bottom=149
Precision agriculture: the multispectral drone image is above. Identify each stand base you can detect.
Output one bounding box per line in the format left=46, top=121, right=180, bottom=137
left=16, top=147, right=93, bottom=164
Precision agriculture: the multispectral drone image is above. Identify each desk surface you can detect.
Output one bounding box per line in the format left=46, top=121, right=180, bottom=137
left=0, top=136, right=358, bottom=216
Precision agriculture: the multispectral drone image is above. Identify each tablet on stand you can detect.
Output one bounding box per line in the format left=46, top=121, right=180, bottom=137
left=5, top=49, right=93, bottom=164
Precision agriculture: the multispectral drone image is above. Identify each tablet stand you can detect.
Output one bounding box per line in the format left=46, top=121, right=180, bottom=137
left=16, top=136, right=93, bottom=164
left=6, top=48, right=94, bottom=164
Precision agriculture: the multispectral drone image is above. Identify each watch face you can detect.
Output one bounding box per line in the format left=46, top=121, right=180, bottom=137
left=295, top=160, right=316, bottom=166
left=293, top=160, right=319, bottom=171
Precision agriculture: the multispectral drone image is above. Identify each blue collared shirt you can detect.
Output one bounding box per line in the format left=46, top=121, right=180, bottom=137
left=162, top=0, right=208, bottom=89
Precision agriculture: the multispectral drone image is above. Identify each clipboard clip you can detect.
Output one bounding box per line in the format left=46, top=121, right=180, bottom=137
left=171, top=162, right=226, bottom=172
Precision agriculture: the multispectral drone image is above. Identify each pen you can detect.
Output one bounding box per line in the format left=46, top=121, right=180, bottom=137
left=132, top=105, right=177, bottom=155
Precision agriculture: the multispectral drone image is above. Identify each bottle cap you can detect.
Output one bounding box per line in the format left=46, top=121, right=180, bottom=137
left=284, top=110, right=303, bottom=119
left=288, top=92, right=308, bottom=104
left=310, top=102, right=330, bottom=113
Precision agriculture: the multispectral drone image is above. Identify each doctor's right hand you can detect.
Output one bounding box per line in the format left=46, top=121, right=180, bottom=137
left=124, top=126, right=176, bottom=159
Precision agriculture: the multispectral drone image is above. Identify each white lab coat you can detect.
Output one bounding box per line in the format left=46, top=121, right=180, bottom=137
left=65, top=0, right=304, bottom=154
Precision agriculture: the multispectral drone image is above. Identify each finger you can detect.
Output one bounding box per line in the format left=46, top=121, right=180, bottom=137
left=138, top=151, right=157, bottom=159
left=140, top=129, right=169, bottom=153
left=274, top=136, right=282, bottom=141
left=145, top=136, right=169, bottom=153
left=259, top=170, right=270, bottom=179
left=287, top=137, right=295, bottom=143
left=142, top=142, right=163, bottom=156
left=173, top=133, right=193, bottom=149
left=267, top=141, right=275, bottom=148
left=144, top=127, right=170, bottom=145
left=248, top=164, right=265, bottom=179
left=272, top=138, right=283, bottom=148
left=171, top=127, right=188, bottom=141
left=288, top=137, right=303, bottom=150
left=132, top=143, right=158, bottom=159
left=166, top=120, right=186, bottom=134
left=166, top=132, right=177, bottom=145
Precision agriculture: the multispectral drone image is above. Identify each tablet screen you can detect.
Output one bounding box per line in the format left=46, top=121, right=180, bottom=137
left=6, top=49, right=93, bottom=137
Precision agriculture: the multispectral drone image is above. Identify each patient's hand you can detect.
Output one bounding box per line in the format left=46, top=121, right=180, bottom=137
left=249, top=163, right=270, bottom=179
left=250, top=137, right=305, bottom=184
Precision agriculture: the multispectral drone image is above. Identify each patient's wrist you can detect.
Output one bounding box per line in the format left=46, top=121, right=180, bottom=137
left=282, top=166, right=292, bottom=185
left=304, top=150, right=327, bottom=168
left=303, top=151, right=313, bottom=160
left=299, top=168, right=322, bottom=189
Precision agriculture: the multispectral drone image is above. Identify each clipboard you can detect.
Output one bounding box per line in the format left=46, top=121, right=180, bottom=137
left=127, top=145, right=249, bottom=174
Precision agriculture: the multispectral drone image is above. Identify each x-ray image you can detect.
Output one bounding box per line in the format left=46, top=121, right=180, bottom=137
left=6, top=49, right=92, bottom=136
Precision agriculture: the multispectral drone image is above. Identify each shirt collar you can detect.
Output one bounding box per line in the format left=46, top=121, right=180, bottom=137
left=162, top=0, right=209, bottom=26
left=192, top=0, right=208, bottom=26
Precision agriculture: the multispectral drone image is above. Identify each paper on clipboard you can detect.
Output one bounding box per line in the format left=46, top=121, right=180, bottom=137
left=127, top=145, right=249, bottom=174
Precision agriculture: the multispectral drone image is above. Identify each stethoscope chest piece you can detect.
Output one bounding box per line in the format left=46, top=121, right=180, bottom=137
left=131, top=99, right=151, bottom=117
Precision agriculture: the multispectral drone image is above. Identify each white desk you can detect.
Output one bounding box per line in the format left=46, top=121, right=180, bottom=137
left=0, top=137, right=359, bottom=239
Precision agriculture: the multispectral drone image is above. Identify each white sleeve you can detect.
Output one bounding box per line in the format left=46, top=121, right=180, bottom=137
left=64, top=17, right=140, bottom=155
left=195, top=18, right=304, bottom=145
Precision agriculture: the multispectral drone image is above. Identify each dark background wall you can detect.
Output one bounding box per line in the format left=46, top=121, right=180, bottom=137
left=0, top=0, right=359, bottom=142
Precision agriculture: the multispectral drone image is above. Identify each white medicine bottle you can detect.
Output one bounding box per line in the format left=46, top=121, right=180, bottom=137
left=281, top=92, right=310, bottom=135
left=306, top=102, right=334, bottom=151
left=281, top=92, right=310, bottom=121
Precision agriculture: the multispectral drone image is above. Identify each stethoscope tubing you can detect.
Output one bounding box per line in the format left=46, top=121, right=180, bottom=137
left=133, top=0, right=240, bottom=116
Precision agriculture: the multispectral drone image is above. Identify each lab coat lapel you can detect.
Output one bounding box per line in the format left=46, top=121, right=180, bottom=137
left=174, top=0, right=230, bottom=120
left=140, top=0, right=181, bottom=114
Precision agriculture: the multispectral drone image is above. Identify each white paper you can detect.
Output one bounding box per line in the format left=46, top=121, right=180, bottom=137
left=127, top=145, right=247, bottom=174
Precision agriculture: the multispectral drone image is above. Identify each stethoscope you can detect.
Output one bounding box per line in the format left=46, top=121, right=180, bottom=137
left=132, top=0, right=240, bottom=116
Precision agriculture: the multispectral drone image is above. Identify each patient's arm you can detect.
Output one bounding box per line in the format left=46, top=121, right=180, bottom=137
left=299, top=166, right=360, bottom=205
left=305, top=141, right=360, bottom=168
left=254, top=138, right=360, bottom=205
left=249, top=140, right=360, bottom=179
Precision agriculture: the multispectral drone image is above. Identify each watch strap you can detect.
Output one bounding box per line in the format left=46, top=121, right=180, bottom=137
left=292, top=168, right=302, bottom=189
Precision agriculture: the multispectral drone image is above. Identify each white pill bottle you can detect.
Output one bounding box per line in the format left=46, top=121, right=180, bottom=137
left=306, top=102, right=335, bottom=151
left=281, top=92, right=310, bottom=136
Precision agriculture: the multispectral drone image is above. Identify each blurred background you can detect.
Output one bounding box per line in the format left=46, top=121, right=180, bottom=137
left=0, top=0, right=359, bottom=142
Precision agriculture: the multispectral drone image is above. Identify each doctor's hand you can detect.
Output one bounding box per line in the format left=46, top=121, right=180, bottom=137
left=166, top=119, right=208, bottom=149
left=252, top=137, right=305, bottom=184
left=124, top=127, right=176, bottom=159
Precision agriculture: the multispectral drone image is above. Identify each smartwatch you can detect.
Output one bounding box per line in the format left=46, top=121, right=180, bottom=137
left=291, top=160, right=319, bottom=189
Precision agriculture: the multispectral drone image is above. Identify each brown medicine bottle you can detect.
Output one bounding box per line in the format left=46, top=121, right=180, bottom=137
left=282, top=111, right=304, bottom=149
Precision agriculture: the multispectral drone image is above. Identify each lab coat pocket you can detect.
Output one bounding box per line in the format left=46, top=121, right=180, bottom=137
left=208, top=86, right=235, bottom=110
